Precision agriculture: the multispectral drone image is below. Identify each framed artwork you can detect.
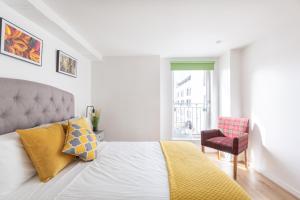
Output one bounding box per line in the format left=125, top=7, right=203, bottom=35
left=0, top=18, right=43, bottom=66
left=56, top=50, right=77, bottom=77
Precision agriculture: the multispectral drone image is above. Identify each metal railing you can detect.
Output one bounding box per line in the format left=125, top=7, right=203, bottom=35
left=173, top=103, right=206, bottom=139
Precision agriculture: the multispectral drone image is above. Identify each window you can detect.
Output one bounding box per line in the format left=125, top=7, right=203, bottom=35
left=173, top=70, right=212, bottom=140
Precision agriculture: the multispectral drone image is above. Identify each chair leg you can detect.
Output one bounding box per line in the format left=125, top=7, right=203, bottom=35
left=201, top=146, right=205, bottom=153
left=244, top=150, right=248, bottom=169
left=217, top=151, right=220, bottom=160
left=233, top=155, right=237, bottom=180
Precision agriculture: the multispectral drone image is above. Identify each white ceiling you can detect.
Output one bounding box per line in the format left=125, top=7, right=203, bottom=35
left=1, top=0, right=102, bottom=60
left=3, top=0, right=300, bottom=58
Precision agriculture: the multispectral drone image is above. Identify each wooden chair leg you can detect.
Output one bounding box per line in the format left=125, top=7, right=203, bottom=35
left=217, top=151, right=220, bottom=160
left=201, top=146, right=205, bottom=153
left=233, top=155, right=237, bottom=180
left=244, top=150, right=248, bottom=169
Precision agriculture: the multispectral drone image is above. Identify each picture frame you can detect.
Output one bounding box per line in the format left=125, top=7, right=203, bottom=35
left=56, top=50, right=77, bottom=78
left=0, top=18, right=43, bottom=66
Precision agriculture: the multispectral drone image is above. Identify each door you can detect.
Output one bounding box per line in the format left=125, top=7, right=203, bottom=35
left=172, top=70, right=211, bottom=140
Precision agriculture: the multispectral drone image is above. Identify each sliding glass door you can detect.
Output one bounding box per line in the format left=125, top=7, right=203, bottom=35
left=172, top=70, right=211, bottom=140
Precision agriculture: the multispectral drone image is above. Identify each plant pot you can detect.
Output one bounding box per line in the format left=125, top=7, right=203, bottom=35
left=91, top=116, right=100, bottom=132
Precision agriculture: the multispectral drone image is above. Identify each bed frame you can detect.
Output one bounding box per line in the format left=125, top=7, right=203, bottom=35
left=0, top=78, right=74, bottom=135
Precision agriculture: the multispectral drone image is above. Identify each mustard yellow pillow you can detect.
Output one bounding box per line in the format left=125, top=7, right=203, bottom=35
left=17, top=124, right=74, bottom=182
left=62, top=123, right=68, bottom=133
left=62, top=117, right=97, bottom=161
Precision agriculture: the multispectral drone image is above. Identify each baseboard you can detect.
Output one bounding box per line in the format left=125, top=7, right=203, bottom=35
left=254, top=167, right=300, bottom=199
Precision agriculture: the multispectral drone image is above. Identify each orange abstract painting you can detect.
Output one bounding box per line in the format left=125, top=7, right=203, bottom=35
left=0, top=18, right=43, bottom=66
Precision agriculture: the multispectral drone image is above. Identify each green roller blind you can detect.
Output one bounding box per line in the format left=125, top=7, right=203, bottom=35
left=170, top=61, right=215, bottom=71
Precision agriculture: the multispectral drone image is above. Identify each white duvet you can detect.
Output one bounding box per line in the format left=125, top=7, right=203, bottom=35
left=4, top=142, right=170, bottom=200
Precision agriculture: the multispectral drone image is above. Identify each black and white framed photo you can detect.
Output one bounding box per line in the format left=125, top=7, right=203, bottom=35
left=56, top=50, right=77, bottom=77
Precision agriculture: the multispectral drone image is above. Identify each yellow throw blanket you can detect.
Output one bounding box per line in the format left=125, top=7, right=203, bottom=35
left=160, top=141, right=250, bottom=200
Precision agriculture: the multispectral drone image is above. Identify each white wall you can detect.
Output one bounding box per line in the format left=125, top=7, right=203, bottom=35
left=0, top=2, right=92, bottom=116
left=240, top=28, right=300, bottom=197
left=218, top=51, right=231, bottom=116
left=230, top=49, right=242, bottom=117
left=210, top=61, right=219, bottom=128
left=218, top=49, right=242, bottom=118
left=91, top=56, right=160, bottom=141
left=160, top=58, right=173, bottom=140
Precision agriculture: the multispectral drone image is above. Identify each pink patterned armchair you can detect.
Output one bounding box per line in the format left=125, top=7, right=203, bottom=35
left=201, top=117, right=249, bottom=180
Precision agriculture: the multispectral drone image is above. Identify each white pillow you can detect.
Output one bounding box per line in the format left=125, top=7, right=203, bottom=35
left=0, top=132, right=36, bottom=197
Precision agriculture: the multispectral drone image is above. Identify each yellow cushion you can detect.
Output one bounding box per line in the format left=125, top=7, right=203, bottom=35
left=62, top=117, right=97, bottom=161
left=62, top=123, right=68, bottom=133
left=17, top=124, right=74, bottom=182
left=61, top=117, right=92, bottom=133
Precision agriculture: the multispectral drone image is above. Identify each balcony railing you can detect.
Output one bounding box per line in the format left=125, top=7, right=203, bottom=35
left=173, top=103, right=206, bottom=140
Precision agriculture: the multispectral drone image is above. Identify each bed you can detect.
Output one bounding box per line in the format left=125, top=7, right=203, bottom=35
left=0, top=78, right=250, bottom=200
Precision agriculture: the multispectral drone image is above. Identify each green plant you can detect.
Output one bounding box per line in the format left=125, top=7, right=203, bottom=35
left=90, top=109, right=100, bottom=131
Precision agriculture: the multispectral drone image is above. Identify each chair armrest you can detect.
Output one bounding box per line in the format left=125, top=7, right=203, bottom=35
left=201, top=129, right=223, bottom=145
left=233, top=133, right=249, bottom=155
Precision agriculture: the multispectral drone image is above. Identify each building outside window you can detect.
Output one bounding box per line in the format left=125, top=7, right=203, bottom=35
left=173, top=70, right=211, bottom=140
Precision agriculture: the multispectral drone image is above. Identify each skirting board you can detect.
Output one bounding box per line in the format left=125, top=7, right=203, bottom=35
left=254, top=167, right=300, bottom=199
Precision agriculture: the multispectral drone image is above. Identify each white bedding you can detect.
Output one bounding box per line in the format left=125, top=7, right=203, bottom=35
left=3, top=142, right=169, bottom=200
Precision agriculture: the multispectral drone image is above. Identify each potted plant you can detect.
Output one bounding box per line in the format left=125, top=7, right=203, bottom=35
left=90, top=109, right=100, bottom=132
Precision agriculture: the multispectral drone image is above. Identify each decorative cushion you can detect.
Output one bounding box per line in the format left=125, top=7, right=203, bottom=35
left=16, top=124, right=74, bottom=182
left=206, top=137, right=234, bottom=153
left=60, top=117, right=92, bottom=133
left=218, top=117, right=249, bottom=137
left=62, top=117, right=97, bottom=161
left=62, top=123, right=69, bottom=133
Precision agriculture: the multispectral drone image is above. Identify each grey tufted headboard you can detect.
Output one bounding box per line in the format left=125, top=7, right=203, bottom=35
left=0, top=78, right=75, bottom=135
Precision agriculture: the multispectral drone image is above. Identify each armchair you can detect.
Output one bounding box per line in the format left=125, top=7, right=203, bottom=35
left=201, top=117, right=249, bottom=180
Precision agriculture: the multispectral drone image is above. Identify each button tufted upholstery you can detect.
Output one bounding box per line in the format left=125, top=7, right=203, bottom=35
left=0, top=78, right=75, bottom=135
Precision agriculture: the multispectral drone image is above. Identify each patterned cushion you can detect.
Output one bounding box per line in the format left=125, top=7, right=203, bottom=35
left=218, top=117, right=249, bottom=137
left=62, top=117, right=97, bottom=161
left=206, top=137, right=234, bottom=153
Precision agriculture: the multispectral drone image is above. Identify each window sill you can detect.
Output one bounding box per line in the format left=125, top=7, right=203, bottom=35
left=172, top=137, right=200, bottom=141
